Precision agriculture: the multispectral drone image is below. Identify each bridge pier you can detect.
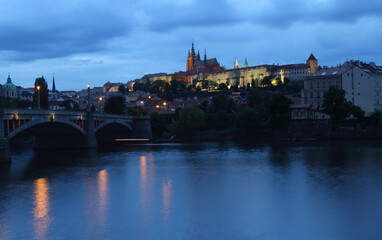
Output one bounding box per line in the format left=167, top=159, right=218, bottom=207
left=85, top=113, right=97, bottom=148
left=0, top=138, right=11, bottom=163
left=0, top=110, right=11, bottom=162
left=131, top=116, right=153, bottom=140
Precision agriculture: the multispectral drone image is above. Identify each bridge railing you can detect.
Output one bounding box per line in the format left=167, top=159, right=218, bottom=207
left=1, top=109, right=146, bottom=120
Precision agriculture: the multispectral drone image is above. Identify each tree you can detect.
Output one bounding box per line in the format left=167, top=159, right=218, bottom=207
left=104, top=95, right=126, bottom=115
left=261, top=76, right=272, bottom=86
left=266, top=93, right=292, bottom=129
left=201, top=80, right=209, bottom=89
left=235, top=108, right=264, bottom=136
left=350, top=105, right=365, bottom=121
left=322, top=86, right=352, bottom=123
left=171, top=105, right=205, bottom=139
left=118, top=85, right=127, bottom=94
left=218, top=83, right=228, bottom=91
left=127, top=106, right=147, bottom=116
left=33, top=76, right=49, bottom=109
left=246, top=88, right=271, bottom=108
left=211, top=94, right=236, bottom=113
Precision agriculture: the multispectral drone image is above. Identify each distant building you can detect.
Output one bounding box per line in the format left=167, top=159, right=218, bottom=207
left=103, top=82, right=128, bottom=93
left=290, top=104, right=331, bottom=120
left=186, top=43, right=223, bottom=72
left=302, top=61, right=382, bottom=114
left=3, top=74, right=18, bottom=98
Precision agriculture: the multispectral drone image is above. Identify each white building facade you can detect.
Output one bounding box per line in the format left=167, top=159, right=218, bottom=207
left=302, top=61, right=382, bottom=115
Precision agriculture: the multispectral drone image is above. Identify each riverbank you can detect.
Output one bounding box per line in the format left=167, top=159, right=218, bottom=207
left=153, top=128, right=382, bottom=143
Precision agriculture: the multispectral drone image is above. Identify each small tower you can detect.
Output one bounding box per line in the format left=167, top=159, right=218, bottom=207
left=204, top=49, right=207, bottom=61
left=244, top=58, right=248, bottom=68
left=307, top=53, right=318, bottom=75
left=52, top=74, right=56, bottom=93
left=234, top=57, right=239, bottom=69
left=7, top=74, right=12, bottom=83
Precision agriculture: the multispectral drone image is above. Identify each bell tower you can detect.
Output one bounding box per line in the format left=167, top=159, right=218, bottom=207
left=186, top=42, right=200, bottom=71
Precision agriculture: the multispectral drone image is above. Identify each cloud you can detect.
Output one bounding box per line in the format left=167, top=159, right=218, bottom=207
left=0, top=1, right=133, bottom=61
left=139, top=0, right=382, bottom=30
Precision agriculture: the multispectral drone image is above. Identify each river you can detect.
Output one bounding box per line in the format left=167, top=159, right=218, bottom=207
left=0, top=141, right=382, bottom=239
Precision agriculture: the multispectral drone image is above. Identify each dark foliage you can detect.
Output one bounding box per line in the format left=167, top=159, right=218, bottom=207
left=104, top=95, right=125, bottom=115
left=33, top=77, right=49, bottom=109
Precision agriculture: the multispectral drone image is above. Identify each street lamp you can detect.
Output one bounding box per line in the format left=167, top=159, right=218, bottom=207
left=99, top=97, right=103, bottom=113
left=36, top=85, right=41, bottom=109
left=87, top=84, right=91, bottom=112
left=148, top=95, right=152, bottom=114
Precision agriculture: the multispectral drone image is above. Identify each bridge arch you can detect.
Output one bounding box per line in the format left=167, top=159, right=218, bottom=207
left=7, top=118, right=87, bottom=140
left=94, top=119, right=132, bottom=133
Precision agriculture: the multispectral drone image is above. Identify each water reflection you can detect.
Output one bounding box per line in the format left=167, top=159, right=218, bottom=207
left=140, top=154, right=155, bottom=230
left=97, top=170, right=109, bottom=230
left=162, top=179, right=172, bottom=221
left=0, top=213, right=9, bottom=240
left=33, top=178, right=51, bottom=240
left=140, top=156, right=148, bottom=209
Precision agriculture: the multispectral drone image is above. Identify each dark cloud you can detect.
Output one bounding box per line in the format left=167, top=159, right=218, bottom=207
left=0, top=2, right=132, bottom=61
left=140, top=0, right=382, bottom=30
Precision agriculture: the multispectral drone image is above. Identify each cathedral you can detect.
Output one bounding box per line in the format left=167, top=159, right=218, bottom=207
left=186, top=42, right=222, bottom=72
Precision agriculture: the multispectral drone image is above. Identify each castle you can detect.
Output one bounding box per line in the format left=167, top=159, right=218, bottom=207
left=141, top=42, right=319, bottom=88
left=185, top=42, right=318, bottom=87
left=186, top=42, right=222, bottom=72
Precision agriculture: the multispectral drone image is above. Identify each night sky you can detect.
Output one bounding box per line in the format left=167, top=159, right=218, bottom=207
left=1, top=0, right=381, bottom=90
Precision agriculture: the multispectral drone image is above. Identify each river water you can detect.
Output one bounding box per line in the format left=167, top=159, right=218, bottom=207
left=0, top=141, right=382, bottom=240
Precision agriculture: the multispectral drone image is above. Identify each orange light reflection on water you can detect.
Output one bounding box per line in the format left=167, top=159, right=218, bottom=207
left=97, top=170, right=108, bottom=228
left=33, top=178, right=51, bottom=240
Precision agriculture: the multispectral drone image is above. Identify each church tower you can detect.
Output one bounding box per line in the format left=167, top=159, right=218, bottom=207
left=52, top=74, right=56, bottom=93
left=244, top=58, right=248, bottom=68
left=186, top=42, right=201, bottom=71
left=307, top=53, right=318, bottom=75
left=234, top=57, right=239, bottom=69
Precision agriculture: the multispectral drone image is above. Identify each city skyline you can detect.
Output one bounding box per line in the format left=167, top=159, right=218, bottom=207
left=1, top=0, right=382, bottom=90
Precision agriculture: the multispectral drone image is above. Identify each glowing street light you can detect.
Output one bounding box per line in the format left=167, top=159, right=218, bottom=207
left=36, top=85, right=41, bottom=109
left=87, top=84, right=91, bottom=112
left=99, top=97, right=103, bottom=113
left=163, top=102, right=167, bottom=106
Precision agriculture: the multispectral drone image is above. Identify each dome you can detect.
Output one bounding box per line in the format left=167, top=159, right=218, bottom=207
left=3, top=82, right=17, bottom=89
left=3, top=74, right=17, bottom=88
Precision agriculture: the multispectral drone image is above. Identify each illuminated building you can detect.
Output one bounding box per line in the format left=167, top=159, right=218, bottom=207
left=186, top=42, right=222, bottom=72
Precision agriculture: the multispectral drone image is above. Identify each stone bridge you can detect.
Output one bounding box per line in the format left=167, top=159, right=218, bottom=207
left=0, top=109, right=152, bottom=162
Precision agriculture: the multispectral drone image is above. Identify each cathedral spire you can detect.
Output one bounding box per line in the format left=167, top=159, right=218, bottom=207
left=191, top=41, right=195, bottom=56
left=52, top=74, right=56, bottom=93
left=234, top=57, right=239, bottom=69
left=197, top=50, right=200, bottom=58
left=244, top=58, right=248, bottom=68
left=204, top=49, right=207, bottom=61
